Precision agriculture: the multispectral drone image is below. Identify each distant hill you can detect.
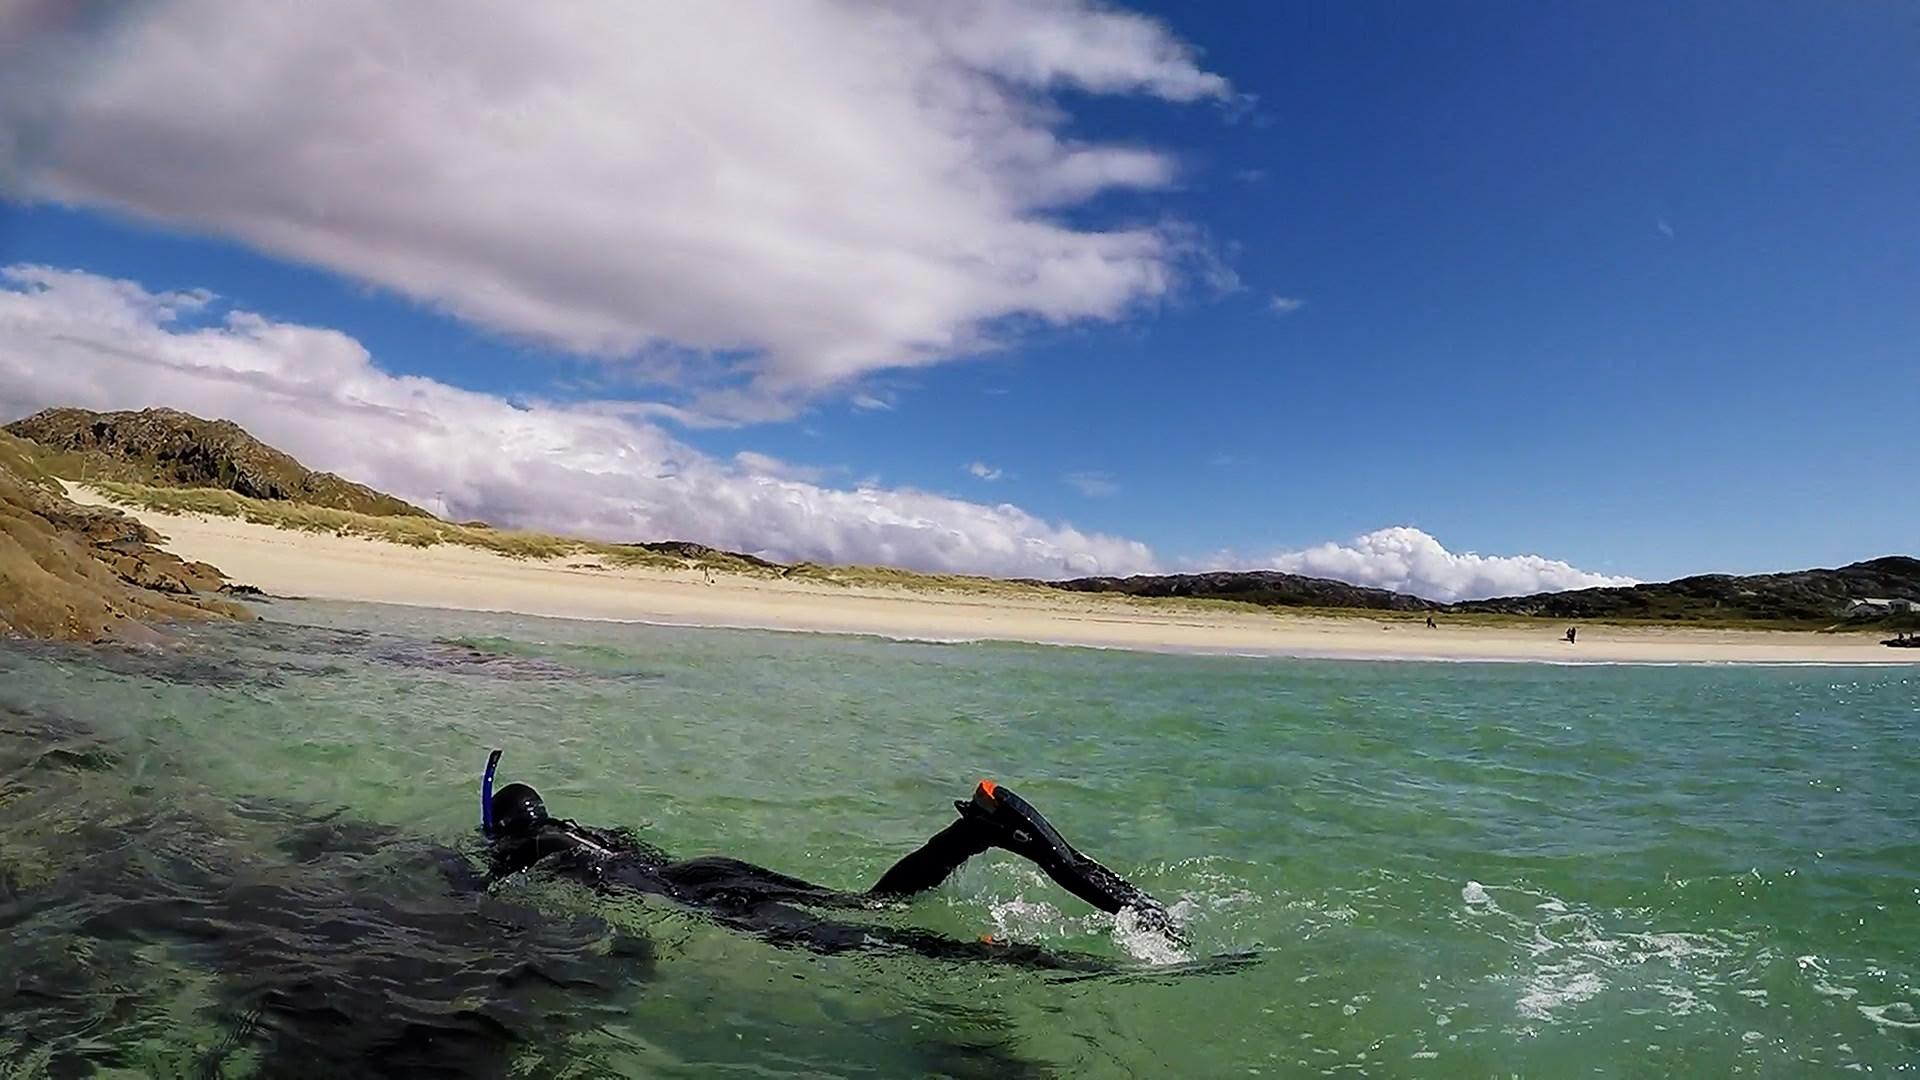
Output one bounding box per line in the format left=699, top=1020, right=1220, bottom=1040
left=1045, top=570, right=1439, bottom=611
left=1448, top=557, right=1920, bottom=623
left=1045, top=559, right=1920, bottom=624
left=6, top=407, right=432, bottom=518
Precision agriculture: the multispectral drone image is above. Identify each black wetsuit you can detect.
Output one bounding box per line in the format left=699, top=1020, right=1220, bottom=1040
left=483, top=772, right=1178, bottom=968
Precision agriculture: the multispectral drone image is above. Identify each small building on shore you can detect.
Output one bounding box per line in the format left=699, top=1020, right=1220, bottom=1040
left=1846, top=597, right=1917, bottom=617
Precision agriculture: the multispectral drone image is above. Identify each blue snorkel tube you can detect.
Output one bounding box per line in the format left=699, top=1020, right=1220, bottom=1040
left=481, top=748, right=503, bottom=835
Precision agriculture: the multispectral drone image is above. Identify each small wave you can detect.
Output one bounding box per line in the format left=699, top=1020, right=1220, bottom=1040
left=1857, top=1001, right=1920, bottom=1031
left=1456, top=880, right=1741, bottom=1025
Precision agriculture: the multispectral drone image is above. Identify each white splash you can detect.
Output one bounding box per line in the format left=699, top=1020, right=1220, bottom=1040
left=1517, top=969, right=1605, bottom=1020
left=1112, top=905, right=1193, bottom=966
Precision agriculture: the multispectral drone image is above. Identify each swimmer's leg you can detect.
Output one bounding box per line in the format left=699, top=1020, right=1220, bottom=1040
left=658, top=856, right=866, bottom=908
left=866, top=817, right=993, bottom=898
left=871, top=781, right=1179, bottom=937
left=717, top=900, right=1114, bottom=973
left=949, top=782, right=1180, bottom=937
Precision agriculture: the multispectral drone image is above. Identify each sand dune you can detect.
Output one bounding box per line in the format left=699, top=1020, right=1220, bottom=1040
left=66, top=483, right=1914, bottom=666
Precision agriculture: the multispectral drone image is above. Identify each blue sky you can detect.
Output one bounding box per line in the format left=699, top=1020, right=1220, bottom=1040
left=0, top=1, right=1914, bottom=595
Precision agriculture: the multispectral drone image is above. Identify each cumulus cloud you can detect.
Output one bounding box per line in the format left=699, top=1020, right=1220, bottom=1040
left=0, top=265, right=1158, bottom=579
left=966, top=462, right=1002, bottom=481
left=1249, top=526, right=1636, bottom=602
left=1, top=1, right=1227, bottom=415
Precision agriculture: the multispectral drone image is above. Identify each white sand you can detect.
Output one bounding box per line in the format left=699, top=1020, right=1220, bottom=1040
left=71, top=484, right=1915, bottom=665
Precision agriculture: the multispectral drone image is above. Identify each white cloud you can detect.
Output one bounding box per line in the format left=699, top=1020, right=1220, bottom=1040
left=1655, top=218, right=1676, bottom=239
left=0, top=265, right=1158, bottom=579
left=966, top=461, right=1002, bottom=481
left=1269, top=295, right=1305, bottom=314
left=1245, top=526, right=1636, bottom=603
left=849, top=393, right=894, bottom=413
left=1065, top=470, right=1118, bottom=497
left=1, top=1, right=1227, bottom=416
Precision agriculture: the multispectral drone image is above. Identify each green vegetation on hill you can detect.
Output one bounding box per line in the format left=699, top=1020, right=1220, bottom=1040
left=6, top=407, right=432, bottom=518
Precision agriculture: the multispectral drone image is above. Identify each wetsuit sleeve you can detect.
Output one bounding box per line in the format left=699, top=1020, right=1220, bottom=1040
left=866, top=818, right=992, bottom=897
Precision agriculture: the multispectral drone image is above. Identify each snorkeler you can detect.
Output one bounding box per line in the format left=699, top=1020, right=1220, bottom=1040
left=479, top=750, right=1179, bottom=965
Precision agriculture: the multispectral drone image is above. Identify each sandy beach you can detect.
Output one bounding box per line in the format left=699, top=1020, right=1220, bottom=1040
left=69, top=484, right=1914, bottom=666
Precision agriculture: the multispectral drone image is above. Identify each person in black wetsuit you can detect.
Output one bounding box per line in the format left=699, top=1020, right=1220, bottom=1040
left=479, top=751, right=1179, bottom=967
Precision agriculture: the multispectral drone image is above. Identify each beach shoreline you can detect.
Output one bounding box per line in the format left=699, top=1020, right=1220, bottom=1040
left=68, top=483, right=1917, bottom=666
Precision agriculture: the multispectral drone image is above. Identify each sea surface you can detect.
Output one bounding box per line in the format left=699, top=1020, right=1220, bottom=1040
left=2, top=599, right=1916, bottom=1078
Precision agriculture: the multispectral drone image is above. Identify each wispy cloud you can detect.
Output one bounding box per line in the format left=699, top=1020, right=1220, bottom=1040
left=850, top=392, right=893, bottom=412
left=1269, top=295, right=1305, bottom=315
left=1230, top=168, right=1268, bottom=183
left=1065, top=470, right=1119, bottom=497
left=1655, top=218, right=1676, bottom=239
left=966, top=461, right=1002, bottom=481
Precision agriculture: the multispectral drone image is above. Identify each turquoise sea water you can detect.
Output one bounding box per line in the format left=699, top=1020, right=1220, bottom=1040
left=2, top=598, right=1916, bottom=1077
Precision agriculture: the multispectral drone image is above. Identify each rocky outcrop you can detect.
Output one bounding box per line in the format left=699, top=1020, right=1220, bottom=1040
left=0, top=431, right=247, bottom=642
left=1045, top=569, right=1438, bottom=611
left=6, top=407, right=431, bottom=518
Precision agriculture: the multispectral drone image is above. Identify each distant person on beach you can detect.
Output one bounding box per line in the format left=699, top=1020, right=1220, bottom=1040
left=1426, top=615, right=1436, bottom=629
left=1565, top=627, right=1578, bottom=645
left=478, top=751, right=1182, bottom=966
